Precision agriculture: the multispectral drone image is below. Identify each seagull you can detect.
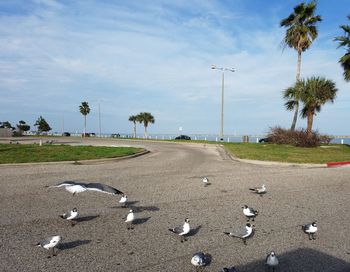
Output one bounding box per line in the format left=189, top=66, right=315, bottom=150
left=36, top=235, right=62, bottom=258
left=266, top=251, right=279, bottom=272
left=119, top=194, right=128, bottom=208
left=221, top=267, right=238, bottom=272
left=224, top=223, right=254, bottom=245
left=191, top=252, right=211, bottom=271
left=242, top=205, right=259, bottom=221
left=125, top=209, right=135, bottom=230
left=302, top=221, right=317, bottom=240
left=49, top=181, right=124, bottom=196
left=60, top=208, right=79, bottom=226
left=202, top=177, right=210, bottom=186
left=249, top=184, right=266, bottom=196
left=169, top=218, right=190, bottom=242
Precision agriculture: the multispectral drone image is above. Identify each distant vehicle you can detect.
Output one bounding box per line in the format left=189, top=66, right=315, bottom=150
left=111, top=133, right=121, bottom=138
left=175, top=135, right=191, bottom=140
left=62, top=132, right=70, bottom=137
left=82, top=133, right=90, bottom=137
left=259, top=137, right=272, bottom=143
left=90, top=133, right=96, bottom=137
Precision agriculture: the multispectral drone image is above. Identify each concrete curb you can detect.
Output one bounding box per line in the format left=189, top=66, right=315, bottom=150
left=0, top=150, right=150, bottom=167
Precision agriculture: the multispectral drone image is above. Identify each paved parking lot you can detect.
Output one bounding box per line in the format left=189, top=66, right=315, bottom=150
left=0, top=139, right=349, bottom=271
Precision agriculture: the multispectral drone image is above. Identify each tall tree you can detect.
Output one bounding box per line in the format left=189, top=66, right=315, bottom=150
left=79, top=102, right=90, bottom=137
left=280, top=1, right=322, bottom=130
left=128, top=115, right=139, bottom=138
left=34, top=116, right=51, bottom=133
left=334, top=15, right=350, bottom=81
left=137, top=112, right=155, bottom=138
left=17, top=120, right=30, bottom=134
left=299, top=77, right=337, bottom=135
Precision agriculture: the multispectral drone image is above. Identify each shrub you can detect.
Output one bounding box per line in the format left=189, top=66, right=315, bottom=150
left=266, top=127, right=333, bottom=147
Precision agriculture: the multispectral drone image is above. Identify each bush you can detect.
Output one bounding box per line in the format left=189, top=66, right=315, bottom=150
left=266, top=127, right=333, bottom=147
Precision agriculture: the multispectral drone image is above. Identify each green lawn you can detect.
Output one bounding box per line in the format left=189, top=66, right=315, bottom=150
left=0, top=144, right=145, bottom=164
left=222, top=142, right=350, bottom=164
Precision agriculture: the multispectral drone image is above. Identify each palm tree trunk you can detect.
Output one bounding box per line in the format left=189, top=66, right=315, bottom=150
left=291, top=50, right=302, bottom=131
left=144, top=125, right=148, bottom=138
left=133, top=122, right=136, bottom=138
left=306, top=111, right=314, bottom=136
left=84, top=115, right=86, bottom=137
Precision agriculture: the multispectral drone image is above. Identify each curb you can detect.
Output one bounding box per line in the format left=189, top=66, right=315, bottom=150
left=327, top=161, right=350, bottom=168
left=0, top=150, right=150, bottom=167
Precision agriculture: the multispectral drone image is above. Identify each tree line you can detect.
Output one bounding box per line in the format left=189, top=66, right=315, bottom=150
left=0, top=117, right=51, bottom=135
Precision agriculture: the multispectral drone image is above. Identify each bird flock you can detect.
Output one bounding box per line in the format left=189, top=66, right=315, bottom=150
left=36, top=178, right=318, bottom=271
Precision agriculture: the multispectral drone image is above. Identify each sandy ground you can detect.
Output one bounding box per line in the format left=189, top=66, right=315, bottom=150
left=0, top=138, right=349, bottom=271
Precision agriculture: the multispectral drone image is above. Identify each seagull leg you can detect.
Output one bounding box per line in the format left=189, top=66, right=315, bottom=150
left=312, top=233, right=316, bottom=240
left=53, top=247, right=57, bottom=257
left=308, top=233, right=312, bottom=240
left=71, top=220, right=76, bottom=227
left=243, top=238, right=247, bottom=245
left=73, top=192, right=76, bottom=197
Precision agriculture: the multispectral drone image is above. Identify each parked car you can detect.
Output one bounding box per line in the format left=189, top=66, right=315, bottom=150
left=175, top=135, right=191, bottom=140
left=90, top=133, right=96, bottom=137
left=111, top=133, right=121, bottom=138
left=259, top=137, right=272, bottom=143
left=62, top=132, right=71, bottom=137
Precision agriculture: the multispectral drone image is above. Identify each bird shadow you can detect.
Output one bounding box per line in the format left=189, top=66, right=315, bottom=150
left=58, top=240, right=91, bottom=250
left=187, top=225, right=202, bottom=237
left=133, top=216, right=151, bottom=225
left=75, top=215, right=100, bottom=223
left=110, top=201, right=139, bottom=209
left=130, top=205, right=160, bottom=212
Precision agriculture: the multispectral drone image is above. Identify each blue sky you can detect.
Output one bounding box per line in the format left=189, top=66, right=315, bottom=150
left=1, top=0, right=349, bottom=135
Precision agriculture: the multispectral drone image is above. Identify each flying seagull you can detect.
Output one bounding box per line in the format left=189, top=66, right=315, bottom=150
left=119, top=194, right=128, bottom=208
left=266, top=251, right=279, bottom=272
left=302, top=221, right=317, bottom=240
left=60, top=208, right=79, bottom=226
left=169, top=218, right=190, bottom=242
left=242, top=205, right=259, bottom=221
left=224, top=223, right=254, bottom=245
left=249, top=184, right=266, bottom=196
left=202, top=177, right=210, bottom=186
left=49, top=181, right=124, bottom=196
left=36, top=235, right=62, bottom=258
left=191, top=252, right=211, bottom=271
left=125, top=209, right=135, bottom=230
left=221, top=267, right=238, bottom=272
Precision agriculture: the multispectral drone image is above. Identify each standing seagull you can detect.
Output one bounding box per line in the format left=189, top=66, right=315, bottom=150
left=224, top=223, right=254, bottom=245
left=48, top=181, right=124, bottom=196
left=36, top=235, right=62, bottom=258
left=60, top=208, right=79, bottom=226
left=191, top=252, right=211, bottom=271
left=302, top=221, right=317, bottom=240
left=266, top=251, right=279, bottom=271
left=249, top=184, right=266, bottom=196
left=169, top=218, right=190, bottom=242
left=119, top=194, right=128, bottom=208
left=242, top=205, right=259, bottom=221
left=125, top=209, right=135, bottom=230
left=202, top=177, right=210, bottom=186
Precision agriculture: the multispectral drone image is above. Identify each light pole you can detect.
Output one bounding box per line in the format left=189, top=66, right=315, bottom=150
left=211, top=65, right=235, bottom=141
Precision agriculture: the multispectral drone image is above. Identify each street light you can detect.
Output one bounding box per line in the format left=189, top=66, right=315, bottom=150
left=211, top=65, right=235, bottom=141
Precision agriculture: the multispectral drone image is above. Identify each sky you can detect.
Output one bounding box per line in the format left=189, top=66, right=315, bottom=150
left=0, top=0, right=349, bottom=136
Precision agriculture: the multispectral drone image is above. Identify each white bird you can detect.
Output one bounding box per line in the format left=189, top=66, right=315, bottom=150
left=169, top=218, right=190, bottom=242
left=125, top=209, right=135, bottom=230
left=224, top=223, right=254, bottom=245
left=191, top=252, right=211, bottom=270
left=249, top=184, right=266, bottom=196
left=36, top=235, right=62, bottom=258
left=266, top=251, right=279, bottom=271
left=49, top=181, right=124, bottom=196
left=60, top=208, right=79, bottom=226
left=242, top=205, right=259, bottom=221
left=302, top=221, right=317, bottom=240
left=202, top=177, right=210, bottom=186
left=119, top=194, right=128, bottom=208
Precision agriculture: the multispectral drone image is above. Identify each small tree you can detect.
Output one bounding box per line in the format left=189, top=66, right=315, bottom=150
left=0, top=121, right=14, bottom=129
left=79, top=101, right=90, bottom=137
left=137, top=112, right=155, bottom=138
left=34, top=116, right=51, bottom=133
left=17, top=120, right=30, bottom=135
left=128, top=115, right=139, bottom=138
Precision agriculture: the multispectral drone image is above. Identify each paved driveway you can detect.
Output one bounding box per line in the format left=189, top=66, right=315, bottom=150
left=0, top=139, right=349, bottom=271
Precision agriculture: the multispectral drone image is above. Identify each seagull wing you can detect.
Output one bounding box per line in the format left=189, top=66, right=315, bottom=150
left=85, top=183, right=124, bottom=195
left=50, top=181, right=84, bottom=188
left=229, top=226, right=248, bottom=238
left=169, top=226, right=182, bottom=234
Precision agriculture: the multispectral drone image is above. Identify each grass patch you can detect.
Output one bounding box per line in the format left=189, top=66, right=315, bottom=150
left=0, top=144, right=144, bottom=164
left=222, top=143, right=350, bottom=164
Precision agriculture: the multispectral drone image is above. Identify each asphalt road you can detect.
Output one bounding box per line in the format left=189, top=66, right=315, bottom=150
left=0, top=139, right=349, bottom=272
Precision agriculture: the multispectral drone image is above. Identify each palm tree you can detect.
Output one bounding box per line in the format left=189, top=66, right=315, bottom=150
left=299, top=77, right=337, bottom=135
left=283, top=80, right=304, bottom=116
left=280, top=1, right=322, bottom=130
left=79, top=102, right=90, bottom=137
left=128, top=115, right=139, bottom=138
left=334, top=15, right=350, bottom=81
left=137, top=112, right=155, bottom=138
